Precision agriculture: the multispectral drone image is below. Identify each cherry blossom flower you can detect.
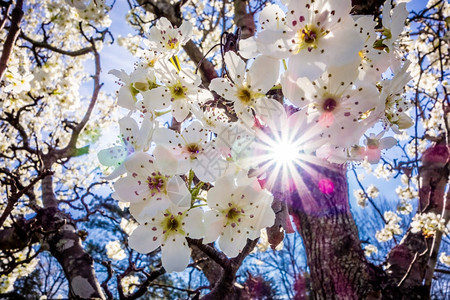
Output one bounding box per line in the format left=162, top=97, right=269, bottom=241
left=287, top=65, right=380, bottom=147
left=98, top=116, right=155, bottom=179
left=376, top=63, right=413, bottom=132
left=209, top=52, right=279, bottom=126
left=105, top=240, right=126, bottom=260
left=138, top=63, right=212, bottom=122
left=203, top=172, right=275, bottom=257
left=128, top=202, right=204, bottom=272
left=3, top=67, right=34, bottom=94
left=354, top=16, right=392, bottom=82
left=146, top=17, right=192, bottom=56
left=380, top=0, right=409, bottom=52
left=364, top=244, right=378, bottom=257
left=249, top=0, right=364, bottom=80
left=109, top=67, right=158, bottom=110
left=411, top=212, right=446, bottom=237
left=439, top=253, right=450, bottom=267
left=152, top=121, right=227, bottom=182
left=65, top=0, right=90, bottom=10
left=361, top=132, right=397, bottom=164
left=239, top=4, right=288, bottom=59
left=113, top=152, right=191, bottom=222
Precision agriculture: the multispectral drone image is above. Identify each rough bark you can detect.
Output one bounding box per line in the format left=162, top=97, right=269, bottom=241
left=288, top=163, right=385, bottom=299
left=233, top=0, right=255, bottom=40
left=36, top=207, right=105, bottom=299
left=286, top=141, right=449, bottom=299
left=385, top=142, right=449, bottom=298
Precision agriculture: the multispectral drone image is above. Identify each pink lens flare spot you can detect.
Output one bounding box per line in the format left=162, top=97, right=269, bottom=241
left=318, top=112, right=335, bottom=127
left=318, top=178, right=334, bottom=195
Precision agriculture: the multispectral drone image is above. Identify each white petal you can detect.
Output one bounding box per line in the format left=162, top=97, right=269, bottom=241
left=203, top=210, right=226, bottom=243
left=207, top=175, right=236, bottom=209
left=390, top=3, right=408, bottom=39
left=382, top=0, right=392, bottom=29
left=156, top=17, right=172, bottom=29
left=253, top=98, right=285, bottom=126
left=161, top=235, right=190, bottom=272
left=179, top=20, right=193, bottom=45
left=239, top=37, right=259, bottom=59
left=255, top=30, right=293, bottom=59
left=224, top=52, right=246, bottom=85
left=184, top=207, right=205, bottom=239
left=137, top=117, right=155, bottom=151
left=320, top=25, right=364, bottom=67
left=193, top=149, right=228, bottom=183
left=258, top=4, right=286, bottom=31
left=380, top=136, right=397, bottom=150
left=124, top=152, right=156, bottom=176
left=287, top=52, right=326, bottom=80
left=153, top=127, right=180, bottom=146
left=117, top=87, right=136, bottom=110
left=167, top=176, right=191, bottom=207
left=235, top=107, right=255, bottom=129
left=128, top=224, right=162, bottom=254
left=182, top=121, right=208, bottom=143
left=140, top=86, right=170, bottom=112
left=153, top=145, right=182, bottom=176
left=114, top=176, right=149, bottom=203
left=171, top=100, right=191, bottom=122
left=251, top=192, right=276, bottom=229
left=97, top=146, right=127, bottom=167
left=247, top=55, right=279, bottom=93
left=119, top=117, right=139, bottom=150
left=102, top=163, right=127, bottom=180
left=209, top=78, right=238, bottom=102
left=219, top=226, right=248, bottom=257
left=280, top=73, right=308, bottom=108
left=109, top=69, right=129, bottom=83
left=129, top=198, right=171, bottom=222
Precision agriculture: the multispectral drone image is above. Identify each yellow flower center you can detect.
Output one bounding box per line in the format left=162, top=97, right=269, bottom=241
left=169, top=82, right=188, bottom=100
left=236, top=87, right=254, bottom=105
left=167, top=37, right=179, bottom=49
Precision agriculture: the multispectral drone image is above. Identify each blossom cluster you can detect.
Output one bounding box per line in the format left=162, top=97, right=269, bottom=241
left=0, top=249, right=39, bottom=293
left=375, top=211, right=403, bottom=242
left=410, top=212, right=447, bottom=237
left=101, top=0, right=412, bottom=272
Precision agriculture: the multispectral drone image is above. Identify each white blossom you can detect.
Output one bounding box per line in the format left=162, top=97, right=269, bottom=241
left=105, top=240, right=126, bottom=260
left=203, top=172, right=275, bottom=257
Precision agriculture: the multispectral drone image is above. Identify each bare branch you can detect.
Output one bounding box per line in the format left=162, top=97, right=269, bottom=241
left=0, top=0, right=23, bottom=81
left=0, top=169, right=52, bottom=228
left=20, top=32, right=94, bottom=57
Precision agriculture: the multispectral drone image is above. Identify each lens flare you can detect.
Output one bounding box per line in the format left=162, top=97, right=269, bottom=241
left=269, top=139, right=300, bottom=166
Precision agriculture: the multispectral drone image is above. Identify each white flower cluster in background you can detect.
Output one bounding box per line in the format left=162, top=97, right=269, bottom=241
left=0, top=249, right=39, bottom=293
left=375, top=211, right=403, bottom=242
left=100, top=0, right=412, bottom=272
left=105, top=240, right=127, bottom=261
left=439, top=253, right=450, bottom=267
left=121, top=275, right=140, bottom=295
left=410, top=212, right=447, bottom=237
left=354, top=184, right=380, bottom=208
left=364, top=244, right=378, bottom=257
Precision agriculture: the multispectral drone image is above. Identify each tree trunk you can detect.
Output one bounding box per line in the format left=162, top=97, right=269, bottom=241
left=287, top=163, right=386, bottom=299
left=37, top=207, right=105, bottom=299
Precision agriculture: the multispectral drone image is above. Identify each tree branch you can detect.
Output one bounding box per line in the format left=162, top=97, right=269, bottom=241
left=20, top=32, right=94, bottom=57
left=0, top=169, right=53, bottom=227
left=0, top=0, right=23, bottom=81
left=37, top=207, right=106, bottom=299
